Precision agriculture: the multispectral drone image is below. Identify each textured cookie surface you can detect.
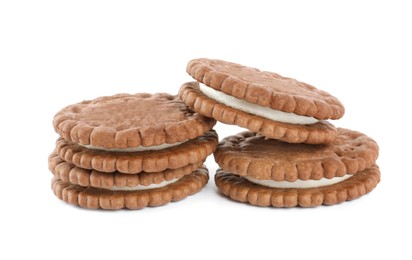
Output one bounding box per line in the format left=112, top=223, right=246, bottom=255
left=215, top=129, right=378, bottom=181
left=179, top=82, right=337, bottom=144
left=53, top=93, right=216, bottom=148
left=52, top=167, right=209, bottom=210
left=55, top=130, right=218, bottom=174
left=187, top=58, right=344, bottom=119
left=49, top=151, right=204, bottom=189
left=215, top=165, right=380, bottom=207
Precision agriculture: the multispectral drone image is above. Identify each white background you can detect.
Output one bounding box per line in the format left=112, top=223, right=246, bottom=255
left=1, top=1, right=410, bottom=259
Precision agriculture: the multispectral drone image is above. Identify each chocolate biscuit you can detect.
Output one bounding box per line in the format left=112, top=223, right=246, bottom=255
left=53, top=93, right=216, bottom=148
left=215, top=165, right=380, bottom=207
left=214, top=129, right=379, bottom=181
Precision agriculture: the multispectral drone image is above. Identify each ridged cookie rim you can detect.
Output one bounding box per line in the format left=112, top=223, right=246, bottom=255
left=55, top=130, right=218, bottom=174
left=187, top=58, right=344, bottom=120
left=53, top=93, right=216, bottom=149
left=214, top=165, right=380, bottom=208
left=179, top=82, right=337, bottom=144
left=51, top=168, right=209, bottom=210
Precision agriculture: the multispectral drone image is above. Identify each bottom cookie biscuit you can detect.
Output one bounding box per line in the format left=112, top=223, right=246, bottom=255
left=52, top=167, right=209, bottom=209
left=215, top=165, right=380, bottom=207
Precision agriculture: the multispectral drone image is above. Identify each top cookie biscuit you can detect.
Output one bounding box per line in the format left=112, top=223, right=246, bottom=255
left=53, top=93, right=216, bottom=149
left=187, top=58, right=344, bottom=120
left=214, top=128, right=379, bottom=181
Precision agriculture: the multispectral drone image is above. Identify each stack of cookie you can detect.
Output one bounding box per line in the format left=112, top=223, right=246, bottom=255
left=179, top=58, right=380, bottom=207
left=49, top=93, right=218, bottom=209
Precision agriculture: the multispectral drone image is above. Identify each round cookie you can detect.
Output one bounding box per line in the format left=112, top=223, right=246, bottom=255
left=214, top=129, right=379, bottom=181
left=187, top=58, right=344, bottom=119
left=52, top=167, right=209, bottom=210
left=56, top=130, right=218, bottom=174
left=48, top=151, right=204, bottom=189
left=181, top=58, right=345, bottom=144
left=53, top=93, right=216, bottom=149
left=215, top=165, right=380, bottom=207
left=213, top=128, right=379, bottom=207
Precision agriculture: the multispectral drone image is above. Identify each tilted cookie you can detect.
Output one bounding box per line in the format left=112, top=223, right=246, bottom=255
left=180, top=58, right=345, bottom=144
left=52, top=167, right=209, bottom=210
left=55, top=130, right=218, bottom=174
left=49, top=151, right=204, bottom=189
left=213, top=129, right=380, bottom=207
left=53, top=93, right=216, bottom=148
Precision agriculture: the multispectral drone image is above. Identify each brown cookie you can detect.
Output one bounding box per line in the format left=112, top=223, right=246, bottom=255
left=179, top=82, right=338, bottom=144
left=215, top=165, right=380, bottom=207
left=214, top=129, right=378, bottom=181
left=48, top=151, right=204, bottom=189
left=53, top=93, right=216, bottom=149
left=187, top=58, right=344, bottom=119
left=55, top=130, right=218, bottom=174
left=52, top=167, right=209, bottom=210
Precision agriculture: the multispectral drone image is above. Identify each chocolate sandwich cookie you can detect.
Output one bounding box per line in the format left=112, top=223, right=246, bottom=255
left=214, top=129, right=380, bottom=207
left=55, top=130, right=218, bottom=174
left=49, top=151, right=204, bottom=189
left=180, top=58, right=345, bottom=144
left=52, top=167, right=209, bottom=210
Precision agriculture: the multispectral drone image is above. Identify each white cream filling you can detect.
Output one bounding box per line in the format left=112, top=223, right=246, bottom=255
left=82, top=140, right=186, bottom=152
left=109, top=178, right=180, bottom=191
left=199, top=83, right=318, bottom=125
left=244, top=174, right=353, bottom=189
